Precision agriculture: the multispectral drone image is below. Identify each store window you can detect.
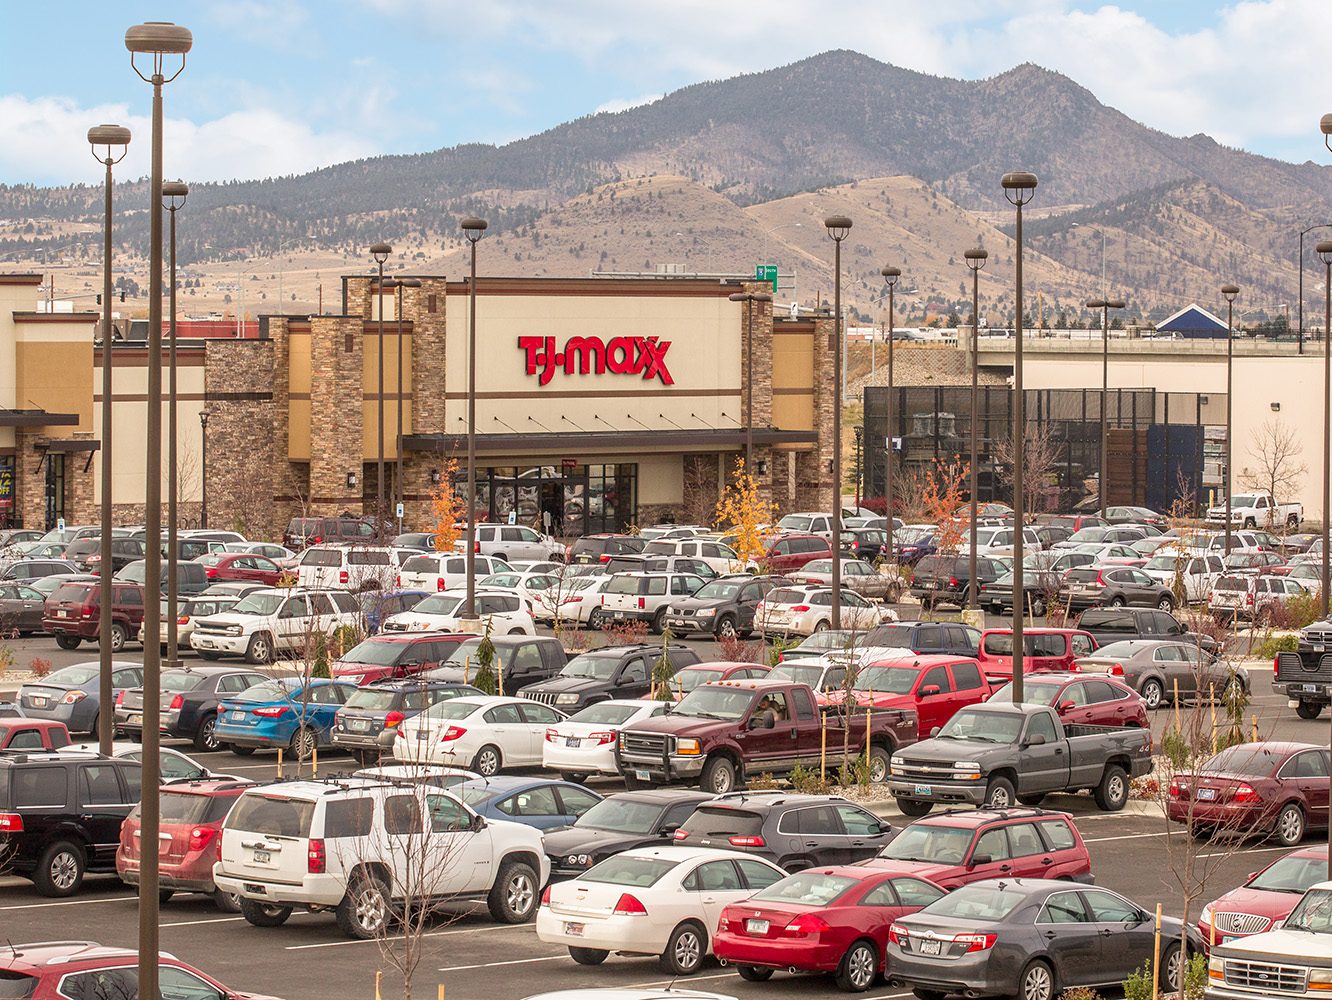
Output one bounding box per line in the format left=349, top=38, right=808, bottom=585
left=44, top=453, right=65, bottom=531
left=462, top=463, right=637, bottom=537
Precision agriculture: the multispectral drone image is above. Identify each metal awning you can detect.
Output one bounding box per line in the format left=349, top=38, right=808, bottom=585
left=0, top=409, right=80, bottom=428
left=404, top=427, right=818, bottom=454
left=34, top=439, right=100, bottom=474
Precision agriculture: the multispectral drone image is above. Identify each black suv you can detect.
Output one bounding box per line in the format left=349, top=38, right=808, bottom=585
left=1076, top=607, right=1218, bottom=653
left=543, top=789, right=713, bottom=880
left=426, top=635, right=567, bottom=688
left=568, top=533, right=647, bottom=565
left=671, top=791, right=893, bottom=872
left=0, top=749, right=143, bottom=896
left=663, top=575, right=788, bottom=638
left=909, top=554, right=1005, bottom=609
left=116, top=665, right=268, bottom=751
left=860, top=620, right=981, bottom=657
left=517, top=643, right=700, bottom=711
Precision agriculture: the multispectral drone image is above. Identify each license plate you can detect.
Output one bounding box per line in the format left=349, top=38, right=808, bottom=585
left=564, top=922, right=584, bottom=937
left=56, top=609, right=69, bottom=618
left=914, top=784, right=932, bottom=796
left=1315, top=644, right=1326, bottom=653
left=746, top=918, right=769, bottom=934
left=565, top=737, right=580, bottom=748
left=416, top=730, right=429, bottom=739
left=612, top=611, right=627, bottom=619
left=252, top=850, right=271, bottom=864
left=920, top=939, right=942, bottom=956
left=230, top=711, right=245, bottom=721
left=30, top=697, right=47, bottom=707
left=1304, top=684, right=1320, bottom=694
left=349, top=718, right=370, bottom=732
left=1222, top=935, right=1237, bottom=944
left=1197, top=788, right=1217, bottom=801
left=634, top=769, right=651, bottom=782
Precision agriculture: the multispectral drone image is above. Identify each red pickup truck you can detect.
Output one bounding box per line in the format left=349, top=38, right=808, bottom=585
left=819, top=655, right=994, bottom=739
left=0, top=718, right=72, bottom=751
left=976, top=627, right=1098, bottom=682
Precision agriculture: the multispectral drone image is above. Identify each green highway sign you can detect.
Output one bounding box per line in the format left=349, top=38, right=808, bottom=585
left=754, top=264, right=778, bottom=292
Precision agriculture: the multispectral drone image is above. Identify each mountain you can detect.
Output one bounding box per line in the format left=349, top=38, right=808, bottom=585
left=0, top=50, right=1327, bottom=323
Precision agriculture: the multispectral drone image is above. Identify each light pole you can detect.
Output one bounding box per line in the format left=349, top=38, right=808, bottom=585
left=1318, top=240, right=1332, bottom=620
left=163, top=180, right=187, bottom=675
left=1002, top=170, right=1038, bottom=704
left=964, top=248, right=988, bottom=611
left=1222, top=284, right=1239, bottom=557
left=392, top=277, right=421, bottom=513
left=199, top=410, right=210, bottom=529
left=275, top=235, right=304, bottom=315
left=86, top=123, right=127, bottom=756
left=727, top=289, right=773, bottom=472
left=1086, top=296, right=1126, bottom=517
left=126, top=19, right=190, bottom=1000
left=854, top=426, right=863, bottom=507
left=824, top=215, right=852, bottom=630
left=461, top=217, right=488, bottom=620
left=881, top=266, right=901, bottom=566
left=369, top=243, right=392, bottom=534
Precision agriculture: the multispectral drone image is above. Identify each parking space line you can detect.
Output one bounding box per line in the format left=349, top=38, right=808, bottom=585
left=624, top=972, right=740, bottom=987
left=161, top=916, right=245, bottom=928
left=438, top=956, right=566, bottom=972
left=0, top=895, right=132, bottom=910
left=1083, top=831, right=1167, bottom=843
left=285, top=921, right=530, bottom=950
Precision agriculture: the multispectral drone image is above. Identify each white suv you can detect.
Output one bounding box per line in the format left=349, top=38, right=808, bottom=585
left=456, top=525, right=562, bottom=562
left=399, top=553, right=512, bottom=592
left=190, top=588, right=362, bottom=663
left=640, top=538, right=749, bottom=574
left=598, top=571, right=707, bottom=633
left=214, top=778, right=549, bottom=938
left=297, top=545, right=397, bottom=591
left=381, top=588, right=536, bottom=635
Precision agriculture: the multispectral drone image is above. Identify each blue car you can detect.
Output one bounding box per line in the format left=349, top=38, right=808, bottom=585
left=16, top=660, right=143, bottom=736
left=214, top=676, right=358, bottom=759
left=358, top=588, right=430, bottom=634
left=454, top=776, right=604, bottom=831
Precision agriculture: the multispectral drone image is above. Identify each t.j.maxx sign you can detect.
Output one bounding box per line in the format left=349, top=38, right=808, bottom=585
left=517, top=335, right=674, bottom=386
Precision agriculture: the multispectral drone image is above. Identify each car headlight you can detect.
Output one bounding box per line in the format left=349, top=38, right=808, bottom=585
left=890, top=755, right=905, bottom=771
left=1209, top=956, right=1224, bottom=979
left=696, top=608, right=715, bottom=617
left=555, top=693, right=580, bottom=705
left=226, top=625, right=243, bottom=636
left=675, top=738, right=701, bottom=756
left=567, top=854, right=592, bottom=867
left=1200, top=902, right=1214, bottom=924
left=1310, top=970, right=1332, bottom=986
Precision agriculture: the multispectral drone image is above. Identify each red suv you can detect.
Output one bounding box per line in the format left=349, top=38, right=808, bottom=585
left=195, top=552, right=285, bottom=586
left=860, top=807, right=1093, bottom=888
left=117, top=778, right=256, bottom=910
left=823, top=655, right=993, bottom=739
left=764, top=533, right=833, bottom=574
left=42, top=581, right=146, bottom=653
left=976, top=627, right=1098, bottom=682
left=0, top=940, right=277, bottom=1000
left=331, top=632, right=472, bottom=685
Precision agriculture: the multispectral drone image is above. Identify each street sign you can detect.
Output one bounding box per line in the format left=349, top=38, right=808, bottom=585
left=507, top=511, right=517, bottom=525
left=885, top=436, right=903, bottom=452
left=395, top=502, right=404, bottom=519
left=56, top=517, right=66, bottom=531
left=754, top=264, right=778, bottom=293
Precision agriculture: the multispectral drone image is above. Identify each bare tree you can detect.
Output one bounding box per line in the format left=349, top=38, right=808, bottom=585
left=678, top=455, right=718, bottom=526
left=1240, top=419, right=1307, bottom=525
left=992, top=422, right=1060, bottom=514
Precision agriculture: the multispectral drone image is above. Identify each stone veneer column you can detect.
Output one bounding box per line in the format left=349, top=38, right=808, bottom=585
left=402, top=277, right=449, bottom=528
left=308, top=315, right=365, bottom=515
left=204, top=338, right=277, bottom=538
left=792, top=313, right=836, bottom=512
left=737, top=281, right=776, bottom=509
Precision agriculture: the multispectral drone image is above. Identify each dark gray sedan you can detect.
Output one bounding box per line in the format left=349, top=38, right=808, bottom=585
left=1074, top=639, right=1247, bottom=710
left=887, top=879, right=1198, bottom=1000
left=0, top=582, right=46, bottom=635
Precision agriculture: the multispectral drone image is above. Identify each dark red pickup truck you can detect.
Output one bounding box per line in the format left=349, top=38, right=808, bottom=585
left=615, top=678, right=917, bottom=794
left=0, top=718, right=72, bottom=751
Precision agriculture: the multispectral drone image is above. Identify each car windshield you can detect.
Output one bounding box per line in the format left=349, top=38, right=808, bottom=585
left=561, top=654, right=621, bottom=680
left=862, top=625, right=914, bottom=648
left=413, top=594, right=464, bottom=615
left=160, top=670, right=208, bottom=694
left=983, top=633, right=1067, bottom=657
left=339, top=640, right=403, bottom=666
left=797, top=630, right=859, bottom=651
left=937, top=709, right=1025, bottom=744
left=803, top=560, right=834, bottom=573
left=567, top=703, right=641, bottom=726
left=1202, top=746, right=1280, bottom=777
left=44, top=665, right=99, bottom=686
left=236, top=680, right=297, bottom=702
left=692, top=580, right=744, bottom=600
left=574, top=798, right=666, bottom=834
left=1231, top=495, right=1261, bottom=508
left=418, top=700, right=481, bottom=722
left=752, top=872, right=858, bottom=906
left=854, top=666, right=919, bottom=694
left=779, top=515, right=814, bottom=532
left=1145, top=554, right=1189, bottom=571
left=1249, top=854, right=1330, bottom=894
left=678, top=668, right=726, bottom=692
left=1283, top=888, right=1332, bottom=933
left=343, top=688, right=400, bottom=711
left=768, top=664, right=822, bottom=687
left=232, top=593, right=284, bottom=615
left=445, top=639, right=524, bottom=672
left=897, top=527, right=933, bottom=543
left=672, top=686, right=759, bottom=721
left=988, top=681, right=1063, bottom=706
left=1214, top=575, right=1249, bottom=592
left=1087, top=640, right=1150, bottom=659
left=881, top=824, right=973, bottom=864
left=919, top=884, right=1027, bottom=921
left=581, top=855, right=677, bottom=887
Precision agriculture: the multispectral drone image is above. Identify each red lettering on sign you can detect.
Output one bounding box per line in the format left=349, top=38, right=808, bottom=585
left=516, top=335, right=673, bottom=385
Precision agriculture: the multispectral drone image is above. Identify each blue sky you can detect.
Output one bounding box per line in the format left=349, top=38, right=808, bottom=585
left=2, top=0, right=1328, bottom=186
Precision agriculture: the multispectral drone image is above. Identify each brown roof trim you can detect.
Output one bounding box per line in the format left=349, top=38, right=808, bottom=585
left=0, top=274, right=44, bottom=286
left=441, top=277, right=743, bottom=298
left=0, top=410, right=81, bottom=428
left=404, top=427, right=817, bottom=454
left=13, top=311, right=99, bottom=322
left=360, top=320, right=415, bottom=334
left=39, top=439, right=100, bottom=453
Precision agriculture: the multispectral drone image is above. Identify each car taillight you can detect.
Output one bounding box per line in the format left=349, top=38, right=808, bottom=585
left=308, top=838, right=326, bottom=874
left=115, top=691, right=126, bottom=705
left=178, top=615, right=189, bottom=625
left=784, top=914, right=829, bottom=935
left=339, top=570, right=349, bottom=584
left=545, top=728, right=559, bottom=742
left=1111, top=663, right=1124, bottom=676
left=438, top=577, right=446, bottom=591
left=0, top=812, right=23, bottom=832
left=599, top=553, right=611, bottom=563
left=312, top=536, right=323, bottom=545
left=396, top=575, right=402, bottom=587
left=188, top=826, right=216, bottom=852
left=589, top=732, right=615, bottom=745
left=613, top=893, right=647, bottom=915
left=252, top=705, right=288, bottom=717
left=638, top=597, right=646, bottom=609
left=540, top=884, right=551, bottom=906
left=82, top=605, right=97, bottom=619
left=948, top=576, right=959, bottom=587
left=62, top=690, right=87, bottom=704
left=206, top=568, right=218, bottom=578
left=383, top=711, right=405, bottom=728
left=1245, top=593, right=1254, bottom=605
left=728, top=835, right=765, bottom=848
left=440, top=725, right=466, bottom=742
left=791, top=605, right=810, bottom=613
left=888, top=923, right=909, bottom=945
left=955, top=932, right=997, bottom=952
left=1169, top=777, right=1186, bottom=798
left=673, top=828, right=689, bottom=840
left=169, top=694, right=184, bottom=710
left=1096, top=571, right=1107, bottom=586
left=1232, top=783, right=1260, bottom=803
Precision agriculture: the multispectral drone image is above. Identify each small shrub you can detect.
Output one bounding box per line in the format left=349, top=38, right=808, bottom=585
left=1268, top=590, right=1322, bottom=630
left=1182, top=952, right=1208, bottom=1000
left=309, top=634, right=331, bottom=679
left=28, top=656, right=50, bottom=679
left=1122, top=961, right=1154, bottom=1000
left=1130, top=775, right=1160, bottom=800
left=601, top=618, right=649, bottom=645
left=716, top=633, right=765, bottom=663
left=1160, top=727, right=1191, bottom=769
left=837, top=757, right=870, bottom=790
left=747, top=772, right=781, bottom=791
left=1254, top=633, right=1301, bottom=659
left=276, top=570, right=298, bottom=588
left=767, top=636, right=801, bottom=667
left=790, top=763, right=834, bottom=795
left=1058, top=988, right=1103, bottom=1000
left=330, top=624, right=361, bottom=659
left=472, top=620, right=498, bottom=695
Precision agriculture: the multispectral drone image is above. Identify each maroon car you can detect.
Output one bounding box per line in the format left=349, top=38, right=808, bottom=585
left=196, top=552, right=284, bottom=586
left=1167, top=742, right=1331, bottom=846
left=0, top=718, right=71, bottom=751
left=985, top=672, right=1149, bottom=728
left=1198, top=845, right=1328, bottom=951
left=331, top=632, right=472, bottom=685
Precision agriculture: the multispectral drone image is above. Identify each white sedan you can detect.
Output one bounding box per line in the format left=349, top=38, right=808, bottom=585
left=394, top=695, right=566, bottom=776
left=536, top=846, right=785, bottom=975
left=542, top=700, right=668, bottom=780
left=381, top=588, right=536, bottom=635
left=754, top=585, right=894, bottom=637
left=532, top=575, right=614, bottom=626
left=479, top=570, right=561, bottom=609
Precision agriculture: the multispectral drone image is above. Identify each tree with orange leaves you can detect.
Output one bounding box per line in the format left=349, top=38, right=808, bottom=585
left=714, top=457, right=773, bottom=565
left=430, top=458, right=465, bottom=553
left=919, top=455, right=971, bottom=555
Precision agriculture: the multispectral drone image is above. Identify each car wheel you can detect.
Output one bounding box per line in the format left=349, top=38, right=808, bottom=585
left=1243, top=517, right=1256, bottom=529
left=650, top=608, right=667, bottom=634
left=1159, top=944, right=1183, bottom=994
left=1141, top=678, right=1165, bottom=710
left=1093, top=764, right=1129, bottom=811
left=559, top=771, right=589, bottom=784
left=245, top=632, right=273, bottom=664
left=240, top=898, right=293, bottom=927
left=230, top=745, right=256, bottom=756
left=213, top=890, right=242, bottom=913
left=55, top=635, right=80, bottom=650
left=586, top=609, right=605, bottom=631
left=984, top=776, right=1016, bottom=810
left=1297, top=699, right=1323, bottom=720
left=1156, top=595, right=1175, bottom=611
left=737, top=966, right=774, bottom=982
left=487, top=859, right=538, bottom=923
left=33, top=840, right=85, bottom=897
left=1018, top=960, right=1055, bottom=1000
left=659, top=921, right=706, bottom=976
left=290, top=726, right=317, bottom=761
left=701, top=755, right=738, bottom=794
left=715, top=614, right=738, bottom=638
left=568, top=947, right=608, bottom=966
left=193, top=713, right=220, bottom=752
left=834, top=939, right=878, bottom=993
left=198, top=651, right=221, bottom=661
left=336, top=872, right=392, bottom=939
left=812, top=619, right=831, bottom=633
left=1108, top=595, right=1126, bottom=608
left=1273, top=803, right=1307, bottom=846
left=897, top=798, right=934, bottom=817
left=472, top=744, right=502, bottom=777
left=867, top=745, right=890, bottom=784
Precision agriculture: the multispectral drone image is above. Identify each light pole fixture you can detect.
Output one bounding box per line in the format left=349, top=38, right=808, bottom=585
left=198, top=410, right=210, bottom=529
left=1318, top=239, right=1332, bottom=619
left=461, top=217, right=488, bottom=620
left=824, top=214, right=852, bottom=630
left=369, top=242, right=392, bottom=533
left=964, top=248, right=988, bottom=611
left=163, top=180, right=187, bottom=675
left=87, top=123, right=130, bottom=758
left=1086, top=296, right=1126, bottom=518
left=727, top=289, right=773, bottom=472
left=1221, top=283, right=1239, bottom=557
left=1002, top=170, right=1038, bottom=704
left=881, top=265, right=901, bottom=569
left=125, top=19, right=191, bottom=1000
left=392, top=277, right=422, bottom=514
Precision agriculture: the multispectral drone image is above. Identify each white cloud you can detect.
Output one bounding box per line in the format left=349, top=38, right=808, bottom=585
left=0, top=94, right=378, bottom=185
left=594, top=93, right=662, bottom=115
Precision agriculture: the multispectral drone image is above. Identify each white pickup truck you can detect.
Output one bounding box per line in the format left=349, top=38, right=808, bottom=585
left=1206, top=493, right=1302, bottom=530
left=1205, top=881, right=1332, bottom=999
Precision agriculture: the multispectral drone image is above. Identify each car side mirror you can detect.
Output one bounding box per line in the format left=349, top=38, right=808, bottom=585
left=470, top=813, right=486, bottom=832
left=659, top=825, right=677, bottom=837
left=929, top=726, right=941, bottom=738
left=967, top=853, right=991, bottom=869
left=1057, top=700, right=1076, bottom=713
left=918, top=685, right=941, bottom=699
left=1025, top=733, right=1047, bottom=746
